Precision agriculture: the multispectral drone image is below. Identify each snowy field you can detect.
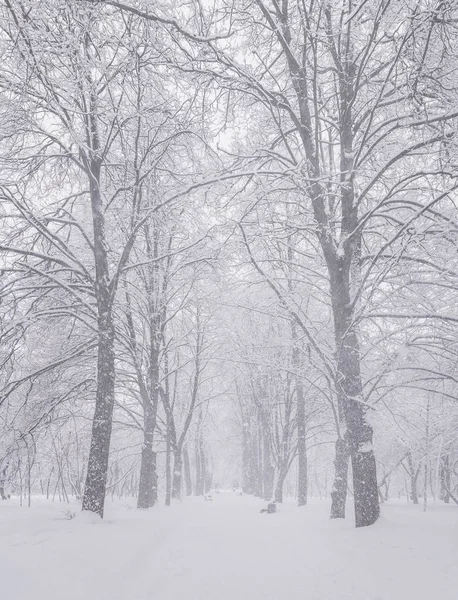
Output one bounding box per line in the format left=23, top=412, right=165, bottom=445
left=1, top=492, right=457, bottom=600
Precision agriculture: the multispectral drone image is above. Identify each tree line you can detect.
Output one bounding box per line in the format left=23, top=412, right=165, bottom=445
left=0, top=0, right=458, bottom=527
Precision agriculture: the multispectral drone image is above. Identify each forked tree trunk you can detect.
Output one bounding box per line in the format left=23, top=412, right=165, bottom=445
left=279, top=1, right=380, bottom=526
left=331, top=435, right=350, bottom=518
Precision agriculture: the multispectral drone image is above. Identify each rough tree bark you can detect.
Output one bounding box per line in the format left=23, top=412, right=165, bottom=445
left=275, top=0, right=379, bottom=526
left=330, top=435, right=350, bottom=519
left=137, top=405, right=158, bottom=509
left=137, top=383, right=159, bottom=507
left=332, top=302, right=379, bottom=527
left=82, top=150, right=116, bottom=518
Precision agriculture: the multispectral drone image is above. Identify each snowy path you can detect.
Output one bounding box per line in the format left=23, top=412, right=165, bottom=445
left=1, top=493, right=457, bottom=600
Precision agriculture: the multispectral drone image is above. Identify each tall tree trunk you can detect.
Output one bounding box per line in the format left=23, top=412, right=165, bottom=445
left=82, top=306, right=115, bottom=517
left=283, top=6, right=380, bottom=525
left=137, top=292, right=161, bottom=508
left=183, top=446, right=193, bottom=496
left=406, top=452, right=419, bottom=504
left=81, top=138, right=116, bottom=518
left=137, top=406, right=158, bottom=509
left=411, top=475, right=419, bottom=504
left=165, top=414, right=172, bottom=507
left=289, top=265, right=307, bottom=507
left=330, top=271, right=379, bottom=527
left=330, top=435, right=350, bottom=518
left=440, top=454, right=451, bottom=503
left=296, top=372, right=307, bottom=506
left=261, top=424, right=274, bottom=500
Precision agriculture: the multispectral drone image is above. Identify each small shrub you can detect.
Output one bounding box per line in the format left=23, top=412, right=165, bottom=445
left=62, top=509, right=76, bottom=520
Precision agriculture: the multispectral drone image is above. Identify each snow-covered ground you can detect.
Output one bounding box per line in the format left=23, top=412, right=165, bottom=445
left=1, top=492, right=457, bottom=600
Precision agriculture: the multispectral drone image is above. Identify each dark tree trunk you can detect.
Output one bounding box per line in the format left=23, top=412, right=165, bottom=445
left=330, top=270, right=379, bottom=527
left=82, top=307, right=115, bottom=517
left=349, top=413, right=379, bottom=527
left=183, top=446, right=193, bottom=495
left=81, top=149, right=116, bottom=518
left=279, top=11, right=380, bottom=526
left=136, top=413, right=159, bottom=507
left=136, top=292, right=161, bottom=508
left=330, top=435, right=350, bottom=518
left=137, top=405, right=158, bottom=509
